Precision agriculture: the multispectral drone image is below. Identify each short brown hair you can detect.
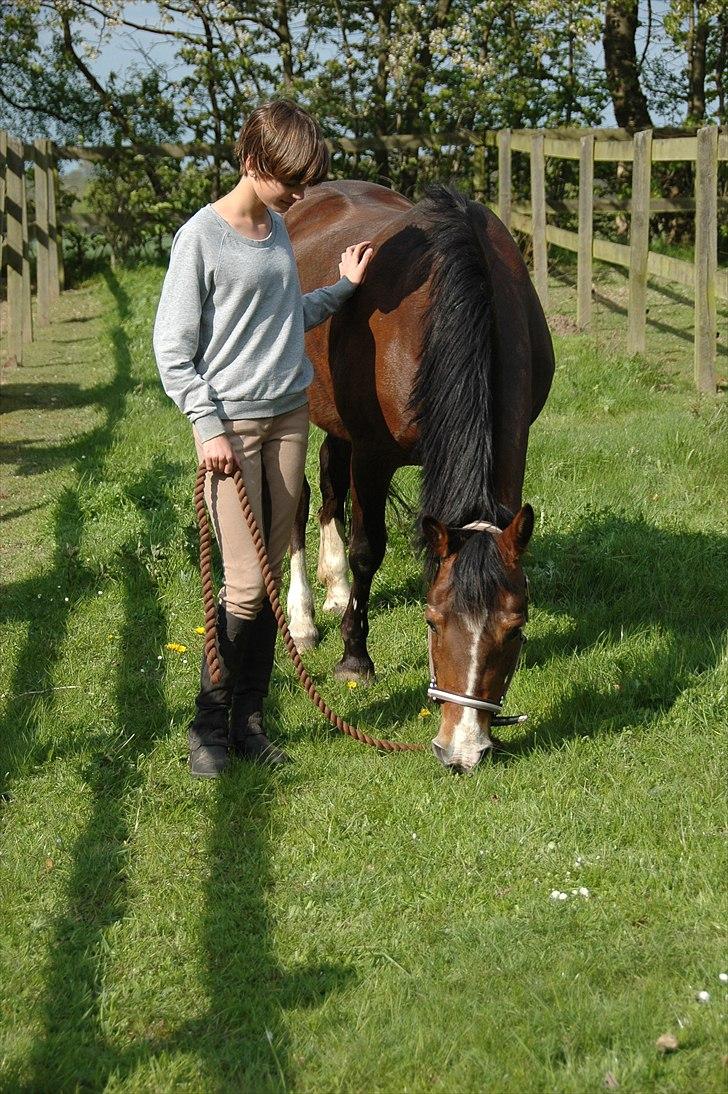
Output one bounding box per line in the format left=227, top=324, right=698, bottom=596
left=234, top=100, right=329, bottom=186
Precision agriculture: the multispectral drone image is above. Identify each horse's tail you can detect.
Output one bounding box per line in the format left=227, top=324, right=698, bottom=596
left=408, top=184, right=497, bottom=532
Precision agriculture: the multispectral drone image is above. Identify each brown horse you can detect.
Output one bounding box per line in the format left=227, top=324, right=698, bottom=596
left=285, top=181, right=554, bottom=773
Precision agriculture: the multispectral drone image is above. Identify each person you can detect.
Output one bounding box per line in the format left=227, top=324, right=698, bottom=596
left=153, top=99, right=373, bottom=777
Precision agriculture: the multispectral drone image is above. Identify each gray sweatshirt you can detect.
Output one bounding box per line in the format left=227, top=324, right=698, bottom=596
left=153, top=204, right=356, bottom=441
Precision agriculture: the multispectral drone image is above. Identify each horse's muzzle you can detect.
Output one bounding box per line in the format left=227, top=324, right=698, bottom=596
left=431, top=738, right=491, bottom=774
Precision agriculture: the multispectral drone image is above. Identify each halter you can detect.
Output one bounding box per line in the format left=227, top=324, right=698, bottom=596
left=426, top=519, right=528, bottom=727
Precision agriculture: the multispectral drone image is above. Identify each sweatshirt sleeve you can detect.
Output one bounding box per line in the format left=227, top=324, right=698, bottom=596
left=153, top=226, right=226, bottom=442
left=302, top=276, right=357, bottom=332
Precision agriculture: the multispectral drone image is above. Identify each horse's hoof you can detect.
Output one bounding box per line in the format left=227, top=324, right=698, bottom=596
left=322, top=595, right=348, bottom=616
left=289, top=629, right=319, bottom=651
left=334, top=658, right=375, bottom=683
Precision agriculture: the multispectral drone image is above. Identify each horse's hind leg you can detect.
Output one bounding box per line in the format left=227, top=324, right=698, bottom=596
left=317, top=434, right=352, bottom=615
left=286, top=475, right=319, bottom=650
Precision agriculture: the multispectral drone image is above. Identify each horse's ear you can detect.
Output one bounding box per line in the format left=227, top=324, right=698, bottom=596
left=422, top=516, right=453, bottom=559
left=499, top=504, right=534, bottom=565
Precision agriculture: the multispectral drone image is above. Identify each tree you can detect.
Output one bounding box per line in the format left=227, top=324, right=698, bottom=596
left=603, top=0, right=653, bottom=129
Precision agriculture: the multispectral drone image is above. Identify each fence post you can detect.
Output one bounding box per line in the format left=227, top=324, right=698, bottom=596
left=21, top=166, right=33, bottom=345
left=577, top=133, right=594, bottom=330
left=530, top=131, right=548, bottom=310
left=46, top=139, right=61, bottom=301
left=627, top=129, right=652, bottom=354
left=497, top=129, right=511, bottom=229
left=694, top=125, right=717, bottom=393
left=5, top=134, right=24, bottom=367
left=34, top=138, right=51, bottom=327
left=0, top=131, right=7, bottom=278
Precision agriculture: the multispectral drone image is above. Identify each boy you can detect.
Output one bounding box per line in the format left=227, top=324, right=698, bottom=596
left=153, top=99, right=372, bottom=776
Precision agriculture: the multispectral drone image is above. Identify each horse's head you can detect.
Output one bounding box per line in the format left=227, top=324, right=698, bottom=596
left=423, top=505, right=534, bottom=774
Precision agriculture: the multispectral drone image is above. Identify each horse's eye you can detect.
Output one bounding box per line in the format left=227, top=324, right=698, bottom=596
left=506, top=626, right=523, bottom=642
left=426, top=618, right=437, bottom=632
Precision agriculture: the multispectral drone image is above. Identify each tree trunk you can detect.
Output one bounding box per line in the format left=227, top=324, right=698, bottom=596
left=717, top=11, right=727, bottom=122
left=687, top=3, right=709, bottom=121
left=370, top=1, right=392, bottom=184
left=276, top=0, right=294, bottom=88
left=603, top=0, right=653, bottom=130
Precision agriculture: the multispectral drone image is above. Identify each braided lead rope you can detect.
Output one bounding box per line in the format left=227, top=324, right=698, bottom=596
left=194, top=467, right=222, bottom=685
left=195, top=464, right=425, bottom=753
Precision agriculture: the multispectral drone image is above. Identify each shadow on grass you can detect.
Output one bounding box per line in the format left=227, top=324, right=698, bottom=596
left=0, top=269, right=134, bottom=785
left=551, top=264, right=728, bottom=361
left=3, top=267, right=350, bottom=1090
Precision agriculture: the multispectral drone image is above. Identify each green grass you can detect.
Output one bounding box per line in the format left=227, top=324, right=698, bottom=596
left=1, top=262, right=727, bottom=1092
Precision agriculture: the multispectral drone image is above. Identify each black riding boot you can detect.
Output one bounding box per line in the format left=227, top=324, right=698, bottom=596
left=188, top=605, right=250, bottom=778
left=229, top=599, right=291, bottom=766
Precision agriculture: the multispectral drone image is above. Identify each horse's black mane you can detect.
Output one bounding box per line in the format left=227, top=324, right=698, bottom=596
left=408, top=184, right=513, bottom=614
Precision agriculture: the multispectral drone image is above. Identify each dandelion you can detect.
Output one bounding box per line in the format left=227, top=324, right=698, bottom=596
left=578, top=886, right=590, bottom=898
left=550, top=890, right=568, bottom=901
left=346, top=680, right=357, bottom=689
left=195, top=626, right=205, bottom=635
left=696, top=990, right=710, bottom=1003
left=719, top=973, right=728, bottom=983
left=165, top=643, right=187, bottom=654
left=418, top=707, right=431, bottom=717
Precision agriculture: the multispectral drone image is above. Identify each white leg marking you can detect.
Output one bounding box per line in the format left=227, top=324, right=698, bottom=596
left=287, top=547, right=319, bottom=649
left=449, top=616, right=491, bottom=768
left=317, top=517, right=351, bottom=614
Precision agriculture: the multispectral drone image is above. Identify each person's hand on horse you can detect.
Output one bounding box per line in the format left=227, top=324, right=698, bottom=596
left=202, top=434, right=239, bottom=475
left=339, top=241, right=374, bottom=285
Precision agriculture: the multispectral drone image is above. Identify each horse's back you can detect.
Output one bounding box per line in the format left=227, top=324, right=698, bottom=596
left=287, top=182, right=412, bottom=270
left=293, top=180, right=412, bottom=218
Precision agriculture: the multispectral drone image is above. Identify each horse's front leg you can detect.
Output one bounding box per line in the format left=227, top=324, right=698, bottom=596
left=317, top=434, right=352, bottom=615
left=334, top=453, right=393, bottom=681
left=286, top=475, right=319, bottom=650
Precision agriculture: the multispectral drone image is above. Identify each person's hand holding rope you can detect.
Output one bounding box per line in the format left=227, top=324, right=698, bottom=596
left=201, top=434, right=239, bottom=475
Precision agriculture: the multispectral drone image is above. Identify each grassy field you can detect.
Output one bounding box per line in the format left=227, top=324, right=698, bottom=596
left=1, top=261, right=727, bottom=1092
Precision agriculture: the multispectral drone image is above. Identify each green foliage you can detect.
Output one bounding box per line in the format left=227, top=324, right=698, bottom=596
left=2, top=1, right=726, bottom=252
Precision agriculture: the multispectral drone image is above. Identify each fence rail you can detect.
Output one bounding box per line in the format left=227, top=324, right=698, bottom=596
left=1, top=125, right=725, bottom=390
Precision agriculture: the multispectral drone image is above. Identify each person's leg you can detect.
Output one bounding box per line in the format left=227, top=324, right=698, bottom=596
left=188, top=421, right=267, bottom=776
left=230, top=404, right=309, bottom=762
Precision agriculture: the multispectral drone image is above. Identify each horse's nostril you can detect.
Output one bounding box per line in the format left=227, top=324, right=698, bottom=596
left=431, top=740, right=448, bottom=765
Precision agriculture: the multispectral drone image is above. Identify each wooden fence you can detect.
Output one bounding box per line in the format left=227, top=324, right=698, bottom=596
left=485, top=126, right=726, bottom=392
left=1, top=126, right=725, bottom=390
